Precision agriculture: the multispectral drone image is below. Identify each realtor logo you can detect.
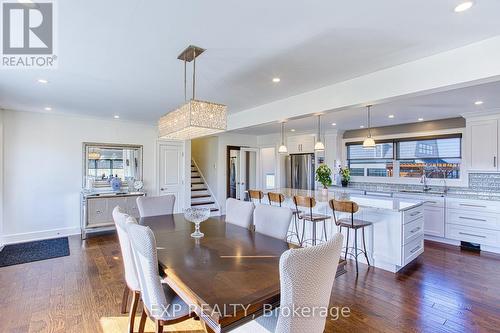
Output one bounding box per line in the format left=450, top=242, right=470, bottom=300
left=1, top=0, right=57, bottom=68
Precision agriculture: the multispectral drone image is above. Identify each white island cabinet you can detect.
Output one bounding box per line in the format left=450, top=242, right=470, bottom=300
left=260, top=188, right=426, bottom=273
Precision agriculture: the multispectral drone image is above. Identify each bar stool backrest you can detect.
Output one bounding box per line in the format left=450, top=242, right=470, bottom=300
left=293, top=195, right=316, bottom=218
left=268, top=192, right=285, bottom=207
left=329, top=199, right=359, bottom=227
left=248, top=189, right=264, bottom=203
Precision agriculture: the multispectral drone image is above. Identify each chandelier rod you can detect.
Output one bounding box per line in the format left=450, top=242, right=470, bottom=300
left=192, top=48, right=196, bottom=99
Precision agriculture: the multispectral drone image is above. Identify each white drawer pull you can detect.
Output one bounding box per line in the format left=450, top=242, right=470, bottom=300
left=459, top=216, right=487, bottom=222
left=458, top=232, right=486, bottom=238
left=410, top=211, right=422, bottom=217
left=410, top=245, right=421, bottom=254
left=459, top=203, right=486, bottom=208
left=427, top=201, right=437, bottom=204
left=410, top=227, right=421, bottom=233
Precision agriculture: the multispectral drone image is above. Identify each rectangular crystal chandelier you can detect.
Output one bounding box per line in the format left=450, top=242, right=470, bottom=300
left=158, top=45, right=227, bottom=140
left=158, top=99, right=227, bottom=140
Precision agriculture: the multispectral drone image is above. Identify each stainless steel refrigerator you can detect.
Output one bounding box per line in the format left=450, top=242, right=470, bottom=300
left=286, top=153, right=315, bottom=190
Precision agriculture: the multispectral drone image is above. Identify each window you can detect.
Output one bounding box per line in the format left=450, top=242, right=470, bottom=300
left=347, top=142, right=394, bottom=177
left=346, top=134, right=462, bottom=180
left=397, top=136, right=461, bottom=179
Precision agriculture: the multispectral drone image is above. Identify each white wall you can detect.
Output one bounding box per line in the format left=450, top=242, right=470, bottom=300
left=2, top=110, right=158, bottom=243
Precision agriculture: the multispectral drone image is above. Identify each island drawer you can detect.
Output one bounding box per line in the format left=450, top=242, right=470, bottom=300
left=446, top=198, right=500, bottom=213
left=403, top=217, right=424, bottom=245
left=403, top=206, right=424, bottom=224
left=395, top=194, right=445, bottom=208
left=447, top=209, right=500, bottom=231
left=403, top=236, right=424, bottom=266
left=446, top=224, right=500, bottom=247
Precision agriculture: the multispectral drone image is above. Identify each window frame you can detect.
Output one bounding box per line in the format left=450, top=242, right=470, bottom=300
left=342, top=129, right=467, bottom=187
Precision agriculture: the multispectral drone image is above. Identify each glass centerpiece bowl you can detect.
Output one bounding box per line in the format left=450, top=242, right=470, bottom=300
left=184, top=207, right=211, bottom=238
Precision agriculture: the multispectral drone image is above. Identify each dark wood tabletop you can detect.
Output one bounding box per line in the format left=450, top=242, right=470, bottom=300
left=140, top=214, right=297, bottom=332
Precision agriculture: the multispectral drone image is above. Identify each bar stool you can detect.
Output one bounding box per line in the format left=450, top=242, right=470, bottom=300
left=248, top=189, right=265, bottom=204
left=268, top=192, right=300, bottom=244
left=293, top=195, right=330, bottom=246
left=329, top=199, right=372, bottom=275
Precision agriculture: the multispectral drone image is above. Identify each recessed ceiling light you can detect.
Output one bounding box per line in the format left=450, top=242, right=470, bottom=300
left=272, top=77, right=281, bottom=83
left=37, top=79, right=49, bottom=84
left=114, top=115, right=120, bottom=119
left=474, top=100, right=483, bottom=105
left=44, top=107, right=52, bottom=111
left=418, top=118, right=424, bottom=122
left=360, top=125, right=365, bottom=129
left=290, top=128, right=296, bottom=132
left=454, top=1, right=473, bottom=12
left=388, top=115, right=395, bottom=119
left=331, top=122, right=337, bottom=126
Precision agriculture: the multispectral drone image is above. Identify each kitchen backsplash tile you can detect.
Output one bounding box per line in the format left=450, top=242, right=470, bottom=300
left=469, top=173, right=500, bottom=191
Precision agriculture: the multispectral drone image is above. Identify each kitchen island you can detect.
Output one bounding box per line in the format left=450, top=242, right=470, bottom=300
left=254, top=188, right=426, bottom=273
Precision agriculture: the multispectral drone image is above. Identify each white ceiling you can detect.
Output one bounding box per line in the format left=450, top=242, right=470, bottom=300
left=1, top=1, right=500, bottom=123
left=230, top=80, right=500, bottom=135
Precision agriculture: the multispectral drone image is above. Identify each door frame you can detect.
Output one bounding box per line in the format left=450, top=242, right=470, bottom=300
left=226, top=146, right=241, bottom=199
left=156, top=140, right=189, bottom=212
left=239, top=147, right=261, bottom=200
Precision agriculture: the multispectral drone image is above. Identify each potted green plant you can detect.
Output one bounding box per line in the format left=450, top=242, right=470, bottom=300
left=315, top=164, right=332, bottom=193
left=339, top=167, right=350, bottom=187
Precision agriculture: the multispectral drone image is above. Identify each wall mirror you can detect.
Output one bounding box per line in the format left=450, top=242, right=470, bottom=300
left=83, top=143, right=143, bottom=189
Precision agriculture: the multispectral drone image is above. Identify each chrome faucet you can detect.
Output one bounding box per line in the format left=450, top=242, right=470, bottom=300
left=420, top=173, right=431, bottom=191
left=442, top=170, right=449, bottom=194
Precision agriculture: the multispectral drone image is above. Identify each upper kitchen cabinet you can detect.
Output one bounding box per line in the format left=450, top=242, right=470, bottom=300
left=286, top=134, right=316, bottom=154
left=466, top=115, right=499, bottom=172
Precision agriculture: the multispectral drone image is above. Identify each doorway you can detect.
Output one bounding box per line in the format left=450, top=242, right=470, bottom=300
left=226, top=146, right=260, bottom=200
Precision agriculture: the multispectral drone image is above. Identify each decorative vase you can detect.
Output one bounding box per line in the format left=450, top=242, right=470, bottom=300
left=341, top=180, right=348, bottom=187
left=321, top=188, right=328, bottom=195
left=184, top=207, right=211, bottom=238
left=110, top=177, right=122, bottom=191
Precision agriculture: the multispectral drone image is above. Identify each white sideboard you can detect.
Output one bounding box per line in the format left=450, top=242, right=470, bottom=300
left=81, top=192, right=145, bottom=238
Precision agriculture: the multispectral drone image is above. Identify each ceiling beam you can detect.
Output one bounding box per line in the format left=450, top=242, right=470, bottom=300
left=227, top=35, right=500, bottom=130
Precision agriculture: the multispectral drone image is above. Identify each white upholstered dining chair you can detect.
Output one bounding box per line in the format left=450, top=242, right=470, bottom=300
left=254, top=205, right=293, bottom=240
left=232, top=233, right=344, bottom=333
left=112, top=206, right=141, bottom=333
left=127, top=222, right=192, bottom=333
left=136, top=195, right=175, bottom=217
left=225, top=198, right=255, bottom=229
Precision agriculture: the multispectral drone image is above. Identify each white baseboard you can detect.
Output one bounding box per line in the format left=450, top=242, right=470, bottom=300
left=424, top=235, right=460, bottom=246
left=1, top=227, right=81, bottom=245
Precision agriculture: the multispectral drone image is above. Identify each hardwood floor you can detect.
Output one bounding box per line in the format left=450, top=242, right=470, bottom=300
left=1, top=235, right=499, bottom=333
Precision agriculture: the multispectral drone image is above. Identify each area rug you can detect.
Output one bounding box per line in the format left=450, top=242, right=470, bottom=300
left=0, top=237, right=70, bottom=267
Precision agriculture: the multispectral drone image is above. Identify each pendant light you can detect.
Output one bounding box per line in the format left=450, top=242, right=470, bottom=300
left=363, top=105, right=376, bottom=148
left=158, top=45, right=227, bottom=140
left=314, top=115, right=325, bottom=151
left=278, top=122, right=288, bottom=154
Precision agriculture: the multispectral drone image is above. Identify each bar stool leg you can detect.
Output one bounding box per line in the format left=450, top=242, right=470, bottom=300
left=354, top=229, right=359, bottom=275
left=344, top=228, right=350, bottom=260
left=322, top=220, right=328, bottom=242
left=294, top=215, right=301, bottom=244
left=300, top=219, right=306, bottom=246
left=362, top=227, right=370, bottom=266
left=312, top=222, right=317, bottom=246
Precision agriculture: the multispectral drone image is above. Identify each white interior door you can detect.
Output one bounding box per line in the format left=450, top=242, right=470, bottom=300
left=158, top=142, right=184, bottom=213
left=239, top=148, right=260, bottom=200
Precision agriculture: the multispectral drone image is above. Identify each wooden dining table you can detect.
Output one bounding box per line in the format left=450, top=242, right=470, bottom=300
left=140, top=213, right=346, bottom=333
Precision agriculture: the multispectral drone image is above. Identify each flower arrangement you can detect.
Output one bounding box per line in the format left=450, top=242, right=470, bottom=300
left=315, top=164, right=333, bottom=189
left=339, top=167, right=351, bottom=187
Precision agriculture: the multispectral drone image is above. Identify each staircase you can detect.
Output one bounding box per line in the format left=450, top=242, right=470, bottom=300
left=191, top=161, right=220, bottom=215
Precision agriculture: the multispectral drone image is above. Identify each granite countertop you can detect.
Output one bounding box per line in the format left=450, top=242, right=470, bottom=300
left=262, top=188, right=424, bottom=212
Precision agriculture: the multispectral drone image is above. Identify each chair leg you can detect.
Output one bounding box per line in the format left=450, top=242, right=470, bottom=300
left=344, top=228, right=349, bottom=260
left=155, top=320, right=163, bottom=333
left=312, top=222, right=317, bottom=246
left=362, top=227, right=370, bottom=266
left=294, top=215, right=300, bottom=244
left=138, top=306, right=147, bottom=333
left=354, top=229, right=359, bottom=275
left=128, top=291, right=140, bottom=333
left=121, top=286, right=130, bottom=314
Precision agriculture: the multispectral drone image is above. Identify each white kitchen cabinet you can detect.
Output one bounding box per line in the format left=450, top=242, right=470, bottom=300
left=445, top=197, right=500, bottom=250
left=286, top=134, right=316, bottom=154
left=466, top=118, right=499, bottom=171
left=394, top=193, right=445, bottom=238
